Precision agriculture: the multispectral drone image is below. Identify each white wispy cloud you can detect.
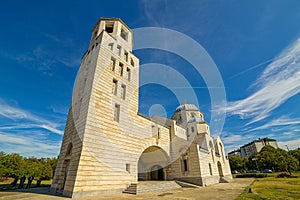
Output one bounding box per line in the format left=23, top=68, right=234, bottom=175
left=0, top=131, right=61, bottom=157
left=278, top=138, right=300, bottom=150
left=245, top=115, right=300, bottom=132
left=221, top=131, right=256, bottom=153
left=225, top=37, right=300, bottom=124
left=0, top=99, right=64, bottom=135
left=0, top=32, right=83, bottom=75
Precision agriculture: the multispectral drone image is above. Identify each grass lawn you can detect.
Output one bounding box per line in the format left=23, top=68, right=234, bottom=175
left=236, top=172, right=300, bottom=200
left=0, top=179, right=52, bottom=191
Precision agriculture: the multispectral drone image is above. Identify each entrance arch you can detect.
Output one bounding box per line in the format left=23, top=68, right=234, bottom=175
left=138, top=146, right=170, bottom=181
left=217, top=161, right=224, bottom=177
left=150, top=165, right=164, bottom=180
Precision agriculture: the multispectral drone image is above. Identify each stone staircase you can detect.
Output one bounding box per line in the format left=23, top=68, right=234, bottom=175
left=123, top=181, right=182, bottom=194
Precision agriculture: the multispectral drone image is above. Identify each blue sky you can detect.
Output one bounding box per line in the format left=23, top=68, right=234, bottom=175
left=0, top=0, right=300, bottom=157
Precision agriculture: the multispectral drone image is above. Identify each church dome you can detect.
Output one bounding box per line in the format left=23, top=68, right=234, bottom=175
left=175, top=104, right=199, bottom=112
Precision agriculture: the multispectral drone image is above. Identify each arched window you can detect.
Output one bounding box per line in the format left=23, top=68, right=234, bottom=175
left=209, top=141, right=214, bottom=162
left=219, top=143, right=225, bottom=163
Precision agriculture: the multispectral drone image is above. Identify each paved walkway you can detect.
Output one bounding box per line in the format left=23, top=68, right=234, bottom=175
left=0, top=178, right=254, bottom=200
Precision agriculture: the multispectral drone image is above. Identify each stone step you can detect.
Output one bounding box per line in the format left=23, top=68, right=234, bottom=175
left=123, top=181, right=182, bottom=194
left=219, top=176, right=233, bottom=183
left=174, top=180, right=200, bottom=188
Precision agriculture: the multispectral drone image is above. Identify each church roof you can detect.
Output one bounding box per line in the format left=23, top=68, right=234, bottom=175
left=175, top=104, right=199, bottom=112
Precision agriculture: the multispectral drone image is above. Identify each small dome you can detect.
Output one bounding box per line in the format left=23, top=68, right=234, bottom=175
left=175, top=104, right=199, bottom=112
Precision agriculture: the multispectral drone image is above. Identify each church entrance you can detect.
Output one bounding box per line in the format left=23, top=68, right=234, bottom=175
left=150, top=165, right=164, bottom=180
left=138, top=146, right=169, bottom=181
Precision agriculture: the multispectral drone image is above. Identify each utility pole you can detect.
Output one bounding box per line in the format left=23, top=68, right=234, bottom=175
left=285, top=145, right=291, bottom=175
left=285, top=145, right=290, bottom=151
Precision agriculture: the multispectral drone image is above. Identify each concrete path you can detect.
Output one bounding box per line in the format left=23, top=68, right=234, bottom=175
left=0, top=178, right=254, bottom=200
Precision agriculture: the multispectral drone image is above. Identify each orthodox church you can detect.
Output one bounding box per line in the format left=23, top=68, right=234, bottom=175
left=51, top=18, right=232, bottom=198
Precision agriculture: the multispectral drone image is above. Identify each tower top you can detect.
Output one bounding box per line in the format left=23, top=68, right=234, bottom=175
left=92, top=18, right=131, bottom=33
left=90, top=17, right=133, bottom=50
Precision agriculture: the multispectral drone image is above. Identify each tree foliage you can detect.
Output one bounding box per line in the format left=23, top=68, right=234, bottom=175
left=0, top=152, right=57, bottom=180
left=289, top=149, right=300, bottom=170
left=229, top=146, right=299, bottom=174
left=229, top=155, right=247, bottom=172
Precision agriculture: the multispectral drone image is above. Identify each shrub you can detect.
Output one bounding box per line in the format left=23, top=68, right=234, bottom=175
left=255, top=173, right=267, bottom=178
left=277, top=173, right=298, bottom=178
left=235, top=173, right=267, bottom=178
left=236, top=173, right=256, bottom=178
left=277, top=173, right=290, bottom=178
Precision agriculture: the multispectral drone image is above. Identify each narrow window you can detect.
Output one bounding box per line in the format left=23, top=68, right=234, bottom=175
left=114, top=104, right=120, bottom=122
left=105, top=22, right=114, bottom=33
left=112, top=79, right=118, bottom=95
left=121, top=28, right=128, bottom=41
left=183, top=159, right=188, bottom=172
left=117, top=45, right=122, bottom=56
left=108, top=43, right=114, bottom=51
left=127, top=68, right=131, bottom=81
left=110, top=57, right=116, bottom=71
left=130, top=58, right=135, bottom=67
left=126, top=163, right=130, bottom=173
left=209, top=163, right=213, bottom=176
left=119, top=62, right=124, bottom=76
left=93, top=31, right=98, bottom=38
left=66, top=143, right=73, bottom=156
left=191, top=126, right=194, bottom=133
left=124, top=51, right=128, bottom=62
left=121, top=84, right=126, bottom=100
left=157, top=128, right=160, bottom=139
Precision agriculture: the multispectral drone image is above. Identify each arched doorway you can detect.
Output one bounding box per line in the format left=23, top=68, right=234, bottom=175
left=150, top=165, right=164, bottom=180
left=61, top=142, right=72, bottom=191
left=138, top=146, right=170, bottom=181
left=62, top=160, right=70, bottom=190
left=217, top=161, right=224, bottom=177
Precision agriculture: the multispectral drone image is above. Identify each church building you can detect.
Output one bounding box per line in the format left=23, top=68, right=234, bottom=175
left=51, top=18, right=232, bottom=198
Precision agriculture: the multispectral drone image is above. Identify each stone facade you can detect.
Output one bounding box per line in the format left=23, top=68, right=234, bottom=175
left=51, top=18, right=232, bottom=198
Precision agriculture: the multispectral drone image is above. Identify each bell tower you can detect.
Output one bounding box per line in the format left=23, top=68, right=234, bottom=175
left=51, top=18, right=140, bottom=198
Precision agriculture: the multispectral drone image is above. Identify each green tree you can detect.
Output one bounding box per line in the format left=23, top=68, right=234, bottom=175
left=46, top=157, right=58, bottom=177
left=0, top=153, right=25, bottom=177
left=289, top=149, right=300, bottom=170
left=252, top=146, right=299, bottom=174
left=229, top=155, right=247, bottom=172
left=0, top=152, right=6, bottom=177
left=255, top=146, right=278, bottom=171
left=0, top=152, right=58, bottom=180
left=277, top=149, right=299, bottom=175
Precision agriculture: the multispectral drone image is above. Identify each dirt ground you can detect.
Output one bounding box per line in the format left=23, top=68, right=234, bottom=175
left=0, top=178, right=254, bottom=200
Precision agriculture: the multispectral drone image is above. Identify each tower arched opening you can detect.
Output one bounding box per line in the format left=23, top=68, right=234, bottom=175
left=138, top=146, right=170, bottom=181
